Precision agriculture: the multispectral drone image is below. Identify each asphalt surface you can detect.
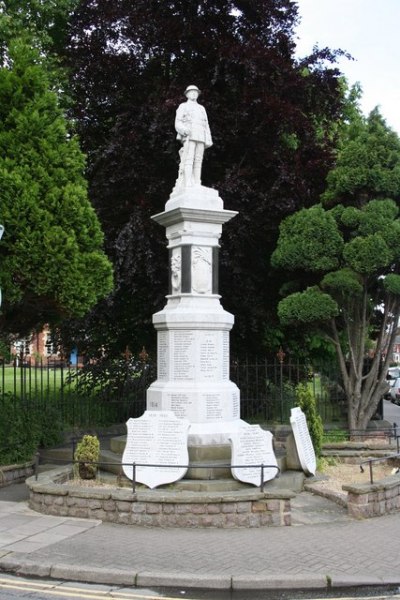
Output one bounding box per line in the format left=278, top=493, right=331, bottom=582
left=0, top=477, right=399, bottom=593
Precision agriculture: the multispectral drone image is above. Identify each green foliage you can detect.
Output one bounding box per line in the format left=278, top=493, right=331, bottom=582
left=321, top=268, right=363, bottom=298
left=384, top=274, right=400, bottom=296
left=273, top=103, right=400, bottom=432
left=322, top=110, right=400, bottom=207
left=0, top=38, right=113, bottom=334
left=273, top=199, right=400, bottom=328
left=278, top=287, right=338, bottom=325
left=295, top=383, right=324, bottom=458
left=317, top=456, right=338, bottom=471
left=305, top=334, right=338, bottom=373
left=0, top=0, right=78, bottom=50
left=74, top=434, right=100, bottom=480
left=323, top=429, right=349, bottom=443
left=0, top=394, right=39, bottom=464
left=343, top=234, right=393, bottom=274
left=271, top=206, right=344, bottom=272
left=0, top=393, right=63, bottom=465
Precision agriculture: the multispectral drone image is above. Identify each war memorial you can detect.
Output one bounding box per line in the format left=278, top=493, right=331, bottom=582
left=26, top=86, right=318, bottom=528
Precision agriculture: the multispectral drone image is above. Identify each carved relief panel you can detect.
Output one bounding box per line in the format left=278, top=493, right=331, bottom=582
left=170, top=247, right=181, bottom=294
left=192, top=246, right=212, bottom=294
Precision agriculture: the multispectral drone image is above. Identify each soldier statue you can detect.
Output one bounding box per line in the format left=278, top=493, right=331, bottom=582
left=174, top=85, right=212, bottom=190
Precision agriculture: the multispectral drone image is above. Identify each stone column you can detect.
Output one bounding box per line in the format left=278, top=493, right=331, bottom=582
left=147, top=185, right=247, bottom=446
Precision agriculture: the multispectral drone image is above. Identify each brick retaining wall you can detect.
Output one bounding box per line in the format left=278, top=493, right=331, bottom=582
left=26, top=467, right=293, bottom=528
left=343, top=475, right=400, bottom=518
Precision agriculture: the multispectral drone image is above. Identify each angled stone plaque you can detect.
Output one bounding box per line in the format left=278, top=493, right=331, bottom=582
left=229, top=425, right=278, bottom=487
left=290, top=407, right=316, bottom=476
left=122, top=411, right=190, bottom=489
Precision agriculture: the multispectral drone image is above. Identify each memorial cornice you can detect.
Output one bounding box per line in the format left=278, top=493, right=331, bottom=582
left=152, top=206, right=238, bottom=228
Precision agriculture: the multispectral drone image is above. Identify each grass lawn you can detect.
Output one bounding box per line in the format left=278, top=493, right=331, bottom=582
left=0, top=365, right=74, bottom=399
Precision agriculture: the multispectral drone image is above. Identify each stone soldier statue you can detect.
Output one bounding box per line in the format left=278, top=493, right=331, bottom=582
left=174, top=85, right=212, bottom=189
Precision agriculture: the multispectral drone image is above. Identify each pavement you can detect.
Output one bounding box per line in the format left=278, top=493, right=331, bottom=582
left=0, top=478, right=400, bottom=592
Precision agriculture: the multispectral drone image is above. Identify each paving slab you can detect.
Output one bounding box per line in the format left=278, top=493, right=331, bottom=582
left=1, top=482, right=400, bottom=591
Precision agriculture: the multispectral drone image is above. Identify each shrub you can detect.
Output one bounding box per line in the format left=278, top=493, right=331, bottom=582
left=0, top=394, right=41, bottom=464
left=74, top=434, right=100, bottom=480
left=0, top=393, right=64, bottom=465
left=295, top=383, right=324, bottom=458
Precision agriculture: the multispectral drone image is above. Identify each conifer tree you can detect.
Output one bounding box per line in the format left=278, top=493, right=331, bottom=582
left=0, top=37, right=113, bottom=334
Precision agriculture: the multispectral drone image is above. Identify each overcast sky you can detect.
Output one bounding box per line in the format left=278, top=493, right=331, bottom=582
left=294, top=0, right=400, bottom=135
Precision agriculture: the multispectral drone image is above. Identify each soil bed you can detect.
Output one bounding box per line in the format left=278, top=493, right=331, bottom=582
left=316, top=461, right=397, bottom=494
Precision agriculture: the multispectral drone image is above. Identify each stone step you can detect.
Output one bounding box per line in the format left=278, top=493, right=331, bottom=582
left=172, top=479, right=248, bottom=493
left=267, top=470, right=306, bottom=493
left=40, top=442, right=287, bottom=479
left=37, top=446, right=304, bottom=492
left=188, top=444, right=231, bottom=462
left=38, top=447, right=123, bottom=475
left=111, top=437, right=233, bottom=461
left=111, top=436, right=286, bottom=479
left=186, top=460, right=231, bottom=480
left=156, top=470, right=303, bottom=493
left=39, top=447, right=73, bottom=464
left=110, top=435, right=127, bottom=455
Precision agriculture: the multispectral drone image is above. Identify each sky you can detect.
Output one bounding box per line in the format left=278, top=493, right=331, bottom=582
left=294, top=0, right=400, bottom=135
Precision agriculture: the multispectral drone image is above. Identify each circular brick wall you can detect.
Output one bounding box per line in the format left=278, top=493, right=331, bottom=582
left=26, top=466, right=293, bottom=528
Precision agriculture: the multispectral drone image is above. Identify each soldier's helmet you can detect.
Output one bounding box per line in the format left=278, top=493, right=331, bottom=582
left=184, top=85, right=201, bottom=96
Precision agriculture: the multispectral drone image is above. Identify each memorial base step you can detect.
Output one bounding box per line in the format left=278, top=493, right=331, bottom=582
left=109, top=435, right=286, bottom=479
left=172, top=478, right=249, bottom=492
left=110, top=435, right=127, bottom=455
left=187, top=443, right=231, bottom=479
left=109, top=436, right=233, bottom=460
left=186, top=459, right=231, bottom=480
left=38, top=448, right=303, bottom=492
left=39, top=439, right=287, bottom=482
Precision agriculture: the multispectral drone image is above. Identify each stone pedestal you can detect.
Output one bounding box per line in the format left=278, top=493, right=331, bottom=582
left=147, top=185, right=247, bottom=446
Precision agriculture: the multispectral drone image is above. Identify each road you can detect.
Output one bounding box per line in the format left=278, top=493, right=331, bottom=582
left=383, top=398, right=400, bottom=431
left=1, top=576, right=400, bottom=600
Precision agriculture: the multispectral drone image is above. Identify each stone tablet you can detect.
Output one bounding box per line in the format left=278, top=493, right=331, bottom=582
left=290, top=407, right=316, bottom=476
left=229, top=425, right=278, bottom=487
left=122, top=411, right=190, bottom=489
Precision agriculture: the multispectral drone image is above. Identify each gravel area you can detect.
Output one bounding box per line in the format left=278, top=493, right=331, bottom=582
left=315, top=461, right=399, bottom=494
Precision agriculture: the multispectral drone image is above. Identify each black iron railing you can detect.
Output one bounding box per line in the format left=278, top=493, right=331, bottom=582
left=34, top=453, right=280, bottom=493
left=0, top=356, right=371, bottom=427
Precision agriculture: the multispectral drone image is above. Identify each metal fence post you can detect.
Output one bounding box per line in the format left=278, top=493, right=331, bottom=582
left=260, top=463, right=265, bottom=492
left=394, top=422, right=399, bottom=453
left=132, top=462, right=136, bottom=494
left=35, top=451, right=40, bottom=480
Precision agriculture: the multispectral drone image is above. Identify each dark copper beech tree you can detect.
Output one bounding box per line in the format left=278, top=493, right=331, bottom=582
left=62, top=0, right=347, bottom=358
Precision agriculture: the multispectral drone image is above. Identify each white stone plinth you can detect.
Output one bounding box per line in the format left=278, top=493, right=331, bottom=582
left=149, top=185, right=243, bottom=446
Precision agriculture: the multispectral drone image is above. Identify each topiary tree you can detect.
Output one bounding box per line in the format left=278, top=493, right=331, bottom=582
left=272, top=110, right=400, bottom=433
